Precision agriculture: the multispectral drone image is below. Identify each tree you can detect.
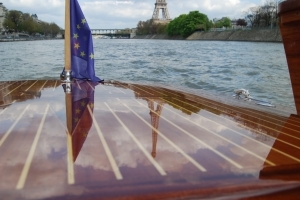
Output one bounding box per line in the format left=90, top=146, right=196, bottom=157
left=3, top=10, right=23, bottom=31
left=3, top=9, right=61, bottom=36
left=167, top=14, right=187, bottom=36
left=244, top=6, right=261, bottom=27
left=136, top=20, right=168, bottom=35
left=236, top=19, right=247, bottom=26
left=22, top=18, right=38, bottom=35
left=222, top=17, right=232, bottom=28
left=166, top=11, right=210, bottom=37
left=244, top=0, right=279, bottom=28
left=214, top=17, right=232, bottom=28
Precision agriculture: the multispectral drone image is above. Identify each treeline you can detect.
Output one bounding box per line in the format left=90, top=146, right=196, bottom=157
left=3, top=10, right=61, bottom=36
left=167, top=11, right=210, bottom=37
left=244, top=0, right=279, bottom=28
left=136, top=20, right=168, bottom=35
left=212, top=17, right=232, bottom=28
left=137, top=11, right=211, bottom=38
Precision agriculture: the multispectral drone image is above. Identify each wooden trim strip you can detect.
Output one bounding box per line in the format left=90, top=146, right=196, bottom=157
left=20, top=81, right=39, bottom=96
left=0, top=82, right=17, bottom=91
left=87, top=105, right=123, bottom=180
left=161, top=98, right=300, bottom=163
left=53, top=80, right=58, bottom=91
left=125, top=84, right=154, bottom=95
left=173, top=97, right=300, bottom=140
left=4, top=81, right=28, bottom=97
left=86, top=81, right=95, bottom=91
left=67, top=130, right=75, bottom=185
left=115, top=88, right=126, bottom=94
left=0, top=109, right=6, bottom=115
left=0, top=100, right=16, bottom=115
left=141, top=84, right=299, bottom=126
left=122, top=102, right=207, bottom=172
left=39, top=80, right=48, bottom=92
left=118, top=84, right=299, bottom=141
left=48, top=106, right=74, bottom=184
left=134, top=99, right=243, bottom=169
left=0, top=105, right=30, bottom=148
left=135, top=98, right=275, bottom=166
left=16, top=105, right=50, bottom=190
left=157, top=86, right=300, bottom=126
left=105, top=102, right=167, bottom=176
left=25, top=80, right=38, bottom=92
left=101, top=85, right=107, bottom=91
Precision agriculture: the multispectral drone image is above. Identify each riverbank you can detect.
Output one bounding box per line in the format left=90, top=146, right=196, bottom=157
left=133, top=34, right=184, bottom=40
left=188, top=29, right=282, bottom=42
left=0, top=37, right=63, bottom=42
left=133, top=29, right=282, bottom=42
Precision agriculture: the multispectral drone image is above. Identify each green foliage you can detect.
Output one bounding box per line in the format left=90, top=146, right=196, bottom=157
left=136, top=19, right=168, bottom=35
left=3, top=10, right=22, bottom=31
left=166, top=11, right=210, bottom=38
left=214, top=17, right=232, bottom=28
left=3, top=10, right=61, bottom=37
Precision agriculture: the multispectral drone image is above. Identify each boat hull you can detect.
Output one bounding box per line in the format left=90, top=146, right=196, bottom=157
left=0, top=80, right=300, bottom=199
left=278, top=0, right=300, bottom=114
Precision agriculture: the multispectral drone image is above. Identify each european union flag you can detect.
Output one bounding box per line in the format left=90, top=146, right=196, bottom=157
left=70, top=0, right=102, bottom=82
left=71, top=81, right=97, bottom=161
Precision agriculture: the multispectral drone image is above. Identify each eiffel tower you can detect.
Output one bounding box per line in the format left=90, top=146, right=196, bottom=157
left=152, top=0, right=171, bottom=24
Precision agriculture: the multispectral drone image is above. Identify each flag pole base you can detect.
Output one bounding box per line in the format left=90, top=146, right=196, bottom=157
left=62, top=70, right=73, bottom=93
left=62, top=70, right=72, bottom=82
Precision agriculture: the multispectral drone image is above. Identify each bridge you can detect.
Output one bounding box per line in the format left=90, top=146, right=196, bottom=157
left=90, top=29, right=136, bottom=39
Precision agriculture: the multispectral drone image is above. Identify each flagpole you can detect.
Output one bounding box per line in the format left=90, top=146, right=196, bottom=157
left=66, top=89, right=74, bottom=184
left=64, top=0, right=71, bottom=83
left=64, top=0, right=74, bottom=184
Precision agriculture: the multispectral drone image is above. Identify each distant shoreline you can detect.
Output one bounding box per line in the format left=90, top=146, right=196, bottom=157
left=133, top=29, right=282, bottom=43
left=0, top=38, right=63, bottom=42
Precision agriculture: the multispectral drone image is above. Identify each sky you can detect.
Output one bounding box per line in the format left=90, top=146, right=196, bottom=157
left=1, top=0, right=266, bottom=29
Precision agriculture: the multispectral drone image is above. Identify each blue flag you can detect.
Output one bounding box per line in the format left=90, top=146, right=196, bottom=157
left=70, top=0, right=102, bottom=82
left=71, top=81, right=96, bottom=161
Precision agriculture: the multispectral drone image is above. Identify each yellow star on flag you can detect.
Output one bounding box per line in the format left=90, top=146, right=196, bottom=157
left=80, top=51, right=86, bottom=57
left=74, top=43, right=80, bottom=49
left=89, top=53, right=94, bottom=60
left=77, top=24, right=81, bottom=29
left=76, top=108, right=81, bottom=114
left=81, top=101, right=86, bottom=107
left=73, top=33, right=79, bottom=39
left=81, top=18, right=86, bottom=24
left=74, top=117, right=79, bottom=123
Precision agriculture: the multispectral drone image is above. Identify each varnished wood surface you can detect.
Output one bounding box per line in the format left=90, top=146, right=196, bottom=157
left=278, top=0, right=300, bottom=115
left=278, top=0, right=300, bottom=14
left=0, top=80, right=300, bottom=199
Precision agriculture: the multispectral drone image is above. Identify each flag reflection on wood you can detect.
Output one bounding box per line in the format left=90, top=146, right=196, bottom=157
left=71, top=81, right=97, bottom=162
left=70, top=0, right=102, bottom=82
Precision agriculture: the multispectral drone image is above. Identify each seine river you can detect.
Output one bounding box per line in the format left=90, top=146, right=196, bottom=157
left=0, top=39, right=294, bottom=109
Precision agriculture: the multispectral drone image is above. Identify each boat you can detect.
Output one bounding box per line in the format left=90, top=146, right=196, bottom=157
left=0, top=0, right=300, bottom=199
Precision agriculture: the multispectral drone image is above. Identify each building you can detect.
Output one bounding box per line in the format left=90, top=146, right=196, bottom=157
left=231, top=19, right=238, bottom=29
left=0, top=2, right=8, bottom=31
left=31, top=14, right=43, bottom=24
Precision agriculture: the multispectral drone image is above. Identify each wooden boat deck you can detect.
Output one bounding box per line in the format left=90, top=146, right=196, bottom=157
left=0, top=80, right=300, bottom=199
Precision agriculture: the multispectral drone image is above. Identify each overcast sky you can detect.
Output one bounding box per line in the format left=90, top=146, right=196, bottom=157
left=1, top=0, right=266, bottom=29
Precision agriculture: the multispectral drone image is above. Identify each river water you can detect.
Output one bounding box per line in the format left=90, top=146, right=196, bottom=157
left=0, top=39, right=294, bottom=109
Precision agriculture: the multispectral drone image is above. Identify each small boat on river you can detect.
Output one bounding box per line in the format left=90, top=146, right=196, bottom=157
left=0, top=0, right=299, bottom=199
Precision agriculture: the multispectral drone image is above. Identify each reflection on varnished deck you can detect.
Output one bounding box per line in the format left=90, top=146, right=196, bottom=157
left=0, top=80, right=300, bottom=199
